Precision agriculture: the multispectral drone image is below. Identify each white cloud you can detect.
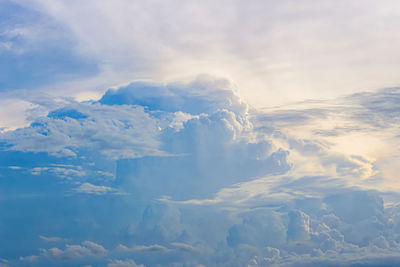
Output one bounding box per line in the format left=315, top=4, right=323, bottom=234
left=39, top=235, right=66, bottom=242
left=287, top=210, right=311, bottom=242
left=0, top=102, right=162, bottom=159
left=10, top=0, right=400, bottom=107
left=73, top=182, right=117, bottom=195
left=130, top=245, right=169, bottom=254
left=108, top=259, right=144, bottom=267
left=227, top=210, right=287, bottom=248
left=170, top=242, right=200, bottom=253
left=2, top=76, right=400, bottom=266
left=0, top=96, right=37, bottom=132
left=19, top=255, right=39, bottom=262
left=30, top=165, right=86, bottom=178
left=3, top=1, right=400, bottom=266
left=42, top=241, right=107, bottom=261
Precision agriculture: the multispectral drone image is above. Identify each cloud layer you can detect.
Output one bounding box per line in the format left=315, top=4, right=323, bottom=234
left=4, top=0, right=400, bottom=107
left=1, top=76, right=400, bottom=266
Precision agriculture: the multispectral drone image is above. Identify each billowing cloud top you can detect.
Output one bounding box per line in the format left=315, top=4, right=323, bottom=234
left=1, top=75, right=400, bottom=267
left=3, top=0, right=400, bottom=266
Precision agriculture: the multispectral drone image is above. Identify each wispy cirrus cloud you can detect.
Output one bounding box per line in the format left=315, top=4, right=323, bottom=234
left=3, top=0, right=400, bottom=106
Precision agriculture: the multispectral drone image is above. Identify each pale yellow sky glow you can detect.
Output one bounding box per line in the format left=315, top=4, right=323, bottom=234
left=14, top=0, right=400, bottom=107
left=260, top=96, right=400, bottom=191
left=4, top=1, right=400, bottom=265
left=3, top=0, right=400, bottom=190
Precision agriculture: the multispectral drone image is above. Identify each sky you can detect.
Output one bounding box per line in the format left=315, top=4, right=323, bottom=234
left=1, top=1, right=400, bottom=266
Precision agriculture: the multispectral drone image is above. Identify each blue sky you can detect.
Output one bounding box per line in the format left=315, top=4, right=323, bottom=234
left=2, top=1, right=400, bottom=267
left=0, top=1, right=98, bottom=91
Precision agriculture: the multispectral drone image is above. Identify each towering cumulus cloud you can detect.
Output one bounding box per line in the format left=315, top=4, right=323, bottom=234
left=1, top=76, right=400, bottom=266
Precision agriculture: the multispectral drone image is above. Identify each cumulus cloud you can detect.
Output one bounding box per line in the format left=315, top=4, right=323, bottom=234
left=42, top=241, right=107, bottom=261
left=4, top=1, right=400, bottom=267
left=73, top=182, right=118, bottom=195
left=0, top=102, right=162, bottom=158
left=100, top=75, right=248, bottom=118
left=227, top=210, right=286, bottom=248
left=2, top=78, right=400, bottom=266
left=107, top=259, right=144, bottom=267
left=39, top=235, right=66, bottom=243
left=0, top=76, right=289, bottom=200
left=30, top=164, right=86, bottom=178
left=170, top=242, right=200, bottom=254
left=117, top=244, right=169, bottom=254
left=11, top=241, right=109, bottom=266
left=287, top=210, right=311, bottom=242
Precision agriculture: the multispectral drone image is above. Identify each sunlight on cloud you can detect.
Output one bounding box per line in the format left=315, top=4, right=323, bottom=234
left=10, top=0, right=400, bottom=106
left=1, top=76, right=400, bottom=266
left=0, top=97, right=37, bottom=131
left=2, top=0, right=400, bottom=266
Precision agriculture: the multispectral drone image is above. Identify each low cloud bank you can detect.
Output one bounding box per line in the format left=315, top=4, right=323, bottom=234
left=1, top=76, right=400, bottom=266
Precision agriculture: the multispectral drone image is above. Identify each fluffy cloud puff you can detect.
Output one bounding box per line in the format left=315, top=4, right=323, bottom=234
left=100, top=75, right=248, bottom=119
left=1, top=103, right=162, bottom=159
